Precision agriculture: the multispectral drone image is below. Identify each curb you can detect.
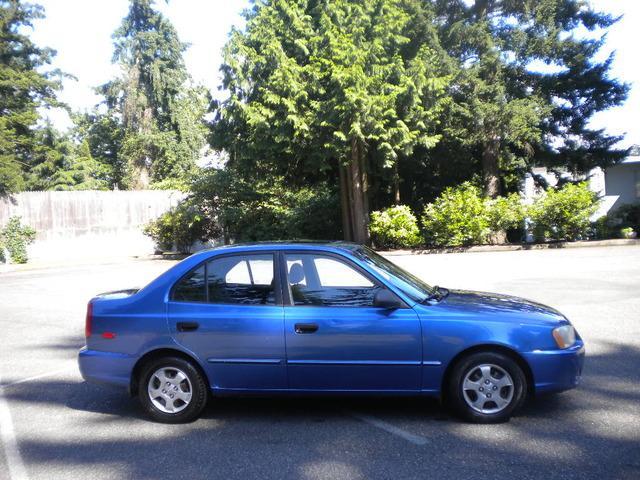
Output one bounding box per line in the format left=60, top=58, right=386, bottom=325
left=0, top=254, right=169, bottom=274
left=381, top=238, right=640, bottom=256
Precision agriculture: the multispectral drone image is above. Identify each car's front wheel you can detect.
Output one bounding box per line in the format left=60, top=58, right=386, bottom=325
left=448, top=351, right=527, bottom=423
left=138, top=356, right=208, bottom=423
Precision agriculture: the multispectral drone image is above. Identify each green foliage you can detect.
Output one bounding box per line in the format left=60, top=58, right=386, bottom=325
left=420, top=183, right=527, bottom=247
left=421, top=182, right=490, bottom=247
left=485, top=193, right=526, bottom=233
left=96, top=0, right=207, bottom=189
left=0, top=216, right=36, bottom=264
left=213, top=0, right=449, bottom=239
left=590, top=215, right=616, bottom=240
left=431, top=0, right=628, bottom=195
left=143, top=200, right=220, bottom=254
left=25, top=124, right=110, bottom=191
left=611, top=202, right=640, bottom=234
left=0, top=0, right=64, bottom=196
left=370, top=205, right=422, bottom=249
left=190, top=169, right=341, bottom=243
left=529, top=183, right=599, bottom=241
left=72, top=111, right=124, bottom=188
left=620, top=227, right=636, bottom=239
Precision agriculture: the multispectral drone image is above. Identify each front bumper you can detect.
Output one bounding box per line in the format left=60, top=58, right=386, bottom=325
left=523, top=341, right=585, bottom=395
left=78, top=347, right=136, bottom=389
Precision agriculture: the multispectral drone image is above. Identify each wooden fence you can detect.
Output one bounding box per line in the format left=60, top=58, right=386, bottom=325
left=0, top=190, right=184, bottom=261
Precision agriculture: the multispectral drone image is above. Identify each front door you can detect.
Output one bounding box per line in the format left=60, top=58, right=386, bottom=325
left=167, top=252, right=287, bottom=391
left=282, top=252, right=421, bottom=391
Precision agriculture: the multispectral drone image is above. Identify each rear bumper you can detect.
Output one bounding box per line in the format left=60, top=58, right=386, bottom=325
left=78, top=347, right=136, bottom=389
left=523, top=341, right=585, bottom=395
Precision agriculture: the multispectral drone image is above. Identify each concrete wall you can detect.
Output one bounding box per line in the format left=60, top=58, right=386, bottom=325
left=0, top=190, right=184, bottom=261
left=604, top=161, right=640, bottom=212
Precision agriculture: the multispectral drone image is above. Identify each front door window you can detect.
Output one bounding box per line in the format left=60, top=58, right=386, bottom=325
left=285, top=253, right=381, bottom=307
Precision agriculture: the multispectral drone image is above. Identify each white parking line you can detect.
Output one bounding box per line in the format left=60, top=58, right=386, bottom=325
left=350, top=411, right=428, bottom=446
left=0, top=372, right=29, bottom=480
left=0, top=365, right=75, bottom=390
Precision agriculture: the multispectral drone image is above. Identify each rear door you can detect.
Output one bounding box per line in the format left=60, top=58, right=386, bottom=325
left=167, top=252, right=287, bottom=391
left=282, top=251, right=422, bottom=391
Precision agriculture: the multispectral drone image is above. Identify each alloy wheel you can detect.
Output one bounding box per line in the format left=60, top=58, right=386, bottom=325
left=461, top=363, right=514, bottom=414
left=147, top=366, right=193, bottom=414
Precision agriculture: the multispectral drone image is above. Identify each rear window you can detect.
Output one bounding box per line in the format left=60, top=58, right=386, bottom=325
left=172, top=254, right=276, bottom=305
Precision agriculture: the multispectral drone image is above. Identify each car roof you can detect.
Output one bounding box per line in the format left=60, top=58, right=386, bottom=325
left=190, top=240, right=362, bottom=259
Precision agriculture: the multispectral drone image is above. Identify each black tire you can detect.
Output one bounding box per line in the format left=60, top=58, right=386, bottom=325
left=138, top=356, right=208, bottom=423
left=447, top=351, right=527, bottom=424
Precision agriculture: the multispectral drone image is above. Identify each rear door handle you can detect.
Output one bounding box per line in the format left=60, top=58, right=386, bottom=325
left=294, top=323, right=319, bottom=334
left=177, top=321, right=199, bottom=332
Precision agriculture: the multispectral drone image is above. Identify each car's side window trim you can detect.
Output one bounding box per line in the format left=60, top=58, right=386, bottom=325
left=280, top=250, right=407, bottom=308
left=169, top=251, right=283, bottom=306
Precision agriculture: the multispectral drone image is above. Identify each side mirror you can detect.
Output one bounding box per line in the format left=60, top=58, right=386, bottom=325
left=373, top=289, right=403, bottom=309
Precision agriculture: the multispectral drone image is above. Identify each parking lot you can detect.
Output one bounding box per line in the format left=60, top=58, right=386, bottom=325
left=1, top=245, right=639, bottom=480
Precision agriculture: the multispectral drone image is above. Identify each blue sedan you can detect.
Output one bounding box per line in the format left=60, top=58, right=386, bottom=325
left=78, top=242, right=585, bottom=423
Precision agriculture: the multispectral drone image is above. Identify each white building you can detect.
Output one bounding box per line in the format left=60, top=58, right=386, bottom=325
left=522, top=147, right=640, bottom=220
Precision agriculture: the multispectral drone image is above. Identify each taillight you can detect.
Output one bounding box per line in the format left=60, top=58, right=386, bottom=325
left=85, top=302, right=93, bottom=339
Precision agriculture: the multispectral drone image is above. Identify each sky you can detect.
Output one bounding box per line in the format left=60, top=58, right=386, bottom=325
left=30, top=0, right=640, bottom=148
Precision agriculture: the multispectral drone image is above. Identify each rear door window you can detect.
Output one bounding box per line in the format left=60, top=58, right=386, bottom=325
left=208, top=254, right=276, bottom=305
left=172, top=253, right=276, bottom=305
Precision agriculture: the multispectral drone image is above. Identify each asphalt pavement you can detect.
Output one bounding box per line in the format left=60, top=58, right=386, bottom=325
left=0, top=246, right=639, bottom=480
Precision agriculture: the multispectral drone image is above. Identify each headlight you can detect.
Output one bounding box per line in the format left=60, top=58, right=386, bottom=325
left=552, top=325, right=576, bottom=349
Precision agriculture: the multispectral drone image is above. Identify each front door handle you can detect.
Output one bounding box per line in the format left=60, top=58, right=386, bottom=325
left=294, top=323, right=319, bottom=334
left=177, top=321, right=199, bottom=332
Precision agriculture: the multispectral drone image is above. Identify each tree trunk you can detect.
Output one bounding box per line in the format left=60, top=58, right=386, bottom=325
left=359, top=141, right=370, bottom=234
left=337, top=139, right=370, bottom=244
left=483, top=135, right=506, bottom=243
left=349, top=138, right=369, bottom=244
left=339, top=163, right=353, bottom=241
left=128, top=105, right=152, bottom=189
left=482, top=136, right=501, bottom=198
left=393, top=159, right=401, bottom=204
left=129, top=160, right=150, bottom=189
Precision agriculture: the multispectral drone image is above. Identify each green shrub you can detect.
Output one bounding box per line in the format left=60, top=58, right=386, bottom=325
left=143, top=201, right=220, bottom=254
left=421, top=182, right=490, bottom=247
left=0, top=216, right=36, bottom=264
left=191, top=170, right=341, bottom=242
left=611, top=202, right=640, bottom=233
left=486, top=193, right=526, bottom=233
left=219, top=186, right=341, bottom=242
left=529, top=182, right=599, bottom=241
left=370, top=205, right=422, bottom=249
left=620, top=227, right=636, bottom=239
left=590, top=215, right=616, bottom=240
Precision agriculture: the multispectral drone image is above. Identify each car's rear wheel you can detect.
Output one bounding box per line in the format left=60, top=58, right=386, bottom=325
left=448, top=351, right=527, bottom=423
left=138, top=356, right=207, bottom=423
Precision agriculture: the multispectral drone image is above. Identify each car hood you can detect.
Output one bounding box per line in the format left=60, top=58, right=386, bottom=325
left=434, top=289, right=567, bottom=325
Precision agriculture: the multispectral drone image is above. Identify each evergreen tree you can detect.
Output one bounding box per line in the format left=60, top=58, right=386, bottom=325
left=0, top=0, right=63, bottom=196
left=98, top=0, right=207, bottom=189
left=24, top=122, right=108, bottom=191
left=24, top=121, right=70, bottom=190
left=431, top=0, right=628, bottom=197
left=213, top=0, right=449, bottom=242
left=48, top=140, right=110, bottom=190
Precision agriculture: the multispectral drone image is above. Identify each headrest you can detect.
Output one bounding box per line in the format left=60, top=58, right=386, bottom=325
left=288, top=263, right=305, bottom=284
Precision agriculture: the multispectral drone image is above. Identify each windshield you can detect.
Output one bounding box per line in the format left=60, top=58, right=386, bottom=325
left=351, top=246, right=435, bottom=303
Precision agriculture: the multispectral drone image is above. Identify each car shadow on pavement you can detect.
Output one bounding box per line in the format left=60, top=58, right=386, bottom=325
left=3, top=341, right=639, bottom=480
